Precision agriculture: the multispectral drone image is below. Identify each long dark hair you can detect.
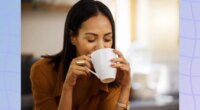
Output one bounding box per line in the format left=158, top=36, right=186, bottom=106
left=42, top=0, right=119, bottom=87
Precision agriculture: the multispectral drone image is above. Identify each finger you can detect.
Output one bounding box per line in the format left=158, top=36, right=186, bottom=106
left=111, top=63, right=130, bottom=71
left=77, top=55, right=91, bottom=62
left=73, top=69, right=88, bottom=76
left=76, top=55, right=92, bottom=68
left=87, top=54, right=91, bottom=58
left=76, top=60, right=92, bottom=69
left=74, top=68, right=91, bottom=77
left=111, top=57, right=127, bottom=64
left=77, top=65, right=90, bottom=73
left=84, top=60, right=92, bottom=69
left=72, top=65, right=90, bottom=75
left=83, top=55, right=91, bottom=62
left=113, top=49, right=125, bottom=59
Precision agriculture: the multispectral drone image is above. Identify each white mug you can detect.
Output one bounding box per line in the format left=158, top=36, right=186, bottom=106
left=88, top=48, right=117, bottom=83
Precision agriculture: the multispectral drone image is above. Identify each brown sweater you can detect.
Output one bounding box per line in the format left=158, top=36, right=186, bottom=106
left=30, top=58, right=121, bottom=110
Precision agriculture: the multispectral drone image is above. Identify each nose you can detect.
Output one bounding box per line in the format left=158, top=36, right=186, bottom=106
left=95, top=40, right=105, bottom=50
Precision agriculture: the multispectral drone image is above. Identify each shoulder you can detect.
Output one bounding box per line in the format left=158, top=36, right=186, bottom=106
left=31, top=58, right=52, bottom=70
left=30, top=58, right=61, bottom=104
left=31, top=58, right=55, bottom=74
left=30, top=58, right=57, bottom=84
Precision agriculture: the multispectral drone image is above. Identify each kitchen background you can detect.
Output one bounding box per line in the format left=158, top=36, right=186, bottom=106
left=21, top=0, right=179, bottom=110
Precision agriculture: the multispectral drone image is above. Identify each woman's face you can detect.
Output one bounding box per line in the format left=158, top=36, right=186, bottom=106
left=71, top=14, right=113, bottom=56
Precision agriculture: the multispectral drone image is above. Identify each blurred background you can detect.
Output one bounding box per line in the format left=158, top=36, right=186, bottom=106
left=21, top=0, right=179, bottom=110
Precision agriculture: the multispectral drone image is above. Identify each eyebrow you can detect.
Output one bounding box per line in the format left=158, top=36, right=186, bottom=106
left=85, top=32, right=112, bottom=37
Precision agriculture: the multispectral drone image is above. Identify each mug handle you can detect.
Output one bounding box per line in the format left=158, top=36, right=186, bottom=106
left=86, top=68, right=99, bottom=78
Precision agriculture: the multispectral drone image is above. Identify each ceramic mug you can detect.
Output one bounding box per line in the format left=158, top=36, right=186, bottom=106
left=88, top=48, right=117, bottom=83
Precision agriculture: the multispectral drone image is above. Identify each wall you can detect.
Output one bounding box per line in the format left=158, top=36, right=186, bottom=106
left=22, top=0, right=117, bottom=58
left=22, top=10, right=66, bottom=57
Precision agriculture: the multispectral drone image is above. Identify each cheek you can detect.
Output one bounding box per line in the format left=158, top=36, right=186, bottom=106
left=79, top=41, right=96, bottom=53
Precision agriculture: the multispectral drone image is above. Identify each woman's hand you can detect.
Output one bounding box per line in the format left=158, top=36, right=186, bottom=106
left=64, top=55, right=92, bottom=89
left=111, top=49, right=131, bottom=89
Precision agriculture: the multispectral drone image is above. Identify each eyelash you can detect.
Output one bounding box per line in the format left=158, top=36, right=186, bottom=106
left=88, top=40, right=111, bottom=43
left=104, top=39, right=111, bottom=42
left=88, top=40, right=95, bottom=43
left=87, top=39, right=112, bottom=43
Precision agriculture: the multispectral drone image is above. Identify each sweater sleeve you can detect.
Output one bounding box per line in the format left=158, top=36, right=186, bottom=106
left=30, top=62, right=58, bottom=110
left=98, top=87, right=121, bottom=110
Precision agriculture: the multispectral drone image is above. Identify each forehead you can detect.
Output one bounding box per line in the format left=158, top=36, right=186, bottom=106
left=79, top=14, right=112, bottom=32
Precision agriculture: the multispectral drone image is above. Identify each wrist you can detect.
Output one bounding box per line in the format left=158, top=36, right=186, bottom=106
left=116, top=101, right=130, bottom=110
left=121, top=84, right=131, bottom=91
left=63, top=81, right=74, bottom=91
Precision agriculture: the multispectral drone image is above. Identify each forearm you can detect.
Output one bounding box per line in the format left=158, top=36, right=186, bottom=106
left=116, top=86, right=131, bottom=110
left=58, top=84, right=73, bottom=110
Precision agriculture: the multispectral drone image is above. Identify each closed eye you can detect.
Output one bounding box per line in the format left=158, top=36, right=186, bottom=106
left=88, top=39, right=96, bottom=42
left=104, top=35, right=112, bottom=42
left=104, top=39, right=112, bottom=42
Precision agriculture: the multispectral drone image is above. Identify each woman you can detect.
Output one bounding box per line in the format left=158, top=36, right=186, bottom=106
left=30, top=0, right=131, bottom=110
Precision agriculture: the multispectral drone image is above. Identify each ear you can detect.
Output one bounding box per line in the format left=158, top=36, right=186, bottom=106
left=71, top=36, right=77, bottom=45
